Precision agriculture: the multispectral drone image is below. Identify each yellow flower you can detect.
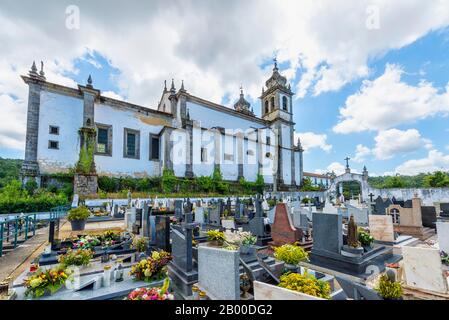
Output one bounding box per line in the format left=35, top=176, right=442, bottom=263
left=151, top=251, right=160, bottom=260
left=30, top=278, right=43, bottom=288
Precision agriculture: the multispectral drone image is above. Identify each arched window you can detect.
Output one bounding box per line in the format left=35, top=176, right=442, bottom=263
left=264, top=100, right=269, bottom=114
left=282, top=96, right=288, bottom=111
left=270, top=96, right=275, bottom=110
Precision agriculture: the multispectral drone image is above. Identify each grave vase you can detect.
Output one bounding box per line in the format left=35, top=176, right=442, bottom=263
left=70, top=219, right=86, bottom=231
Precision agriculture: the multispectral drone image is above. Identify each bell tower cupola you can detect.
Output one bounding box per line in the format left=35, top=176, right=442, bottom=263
left=260, top=58, right=294, bottom=122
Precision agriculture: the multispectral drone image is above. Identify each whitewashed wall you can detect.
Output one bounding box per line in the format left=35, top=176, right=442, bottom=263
left=94, top=103, right=164, bottom=177
left=37, top=91, right=83, bottom=173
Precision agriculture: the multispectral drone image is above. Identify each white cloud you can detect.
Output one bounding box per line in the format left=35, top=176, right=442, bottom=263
left=333, top=64, right=449, bottom=134
left=2, top=1, right=449, bottom=151
left=394, top=149, right=449, bottom=175
left=353, top=144, right=372, bottom=163
left=327, top=162, right=346, bottom=176
left=295, top=132, right=332, bottom=153
left=102, top=91, right=124, bottom=100
left=373, top=128, right=431, bottom=160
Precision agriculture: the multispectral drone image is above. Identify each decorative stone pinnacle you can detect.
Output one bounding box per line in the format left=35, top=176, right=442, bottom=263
left=29, top=61, right=39, bottom=78
left=181, top=80, right=185, bottom=91
left=40, top=61, right=44, bottom=75
left=170, top=78, right=176, bottom=92
left=87, top=74, right=93, bottom=87
left=273, top=57, right=278, bottom=71
left=164, top=80, right=167, bottom=91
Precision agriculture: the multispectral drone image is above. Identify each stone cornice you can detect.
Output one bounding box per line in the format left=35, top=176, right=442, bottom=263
left=21, top=75, right=173, bottom=119
left=186, top=94, right=268, bottom=125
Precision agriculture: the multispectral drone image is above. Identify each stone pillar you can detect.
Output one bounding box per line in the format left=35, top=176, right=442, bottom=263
left=275, top=122, right=284, bottom=187
left=21, top=68, right=44, bottom=184
left=164, top=127, right=174, bottom=171
left=236, top=131, right=244, bottom=180
left=290, top=126, right=296, bottom=187
left=184, top=121, right=194, bottom=178
left=213, top=128, right=222, bottom=173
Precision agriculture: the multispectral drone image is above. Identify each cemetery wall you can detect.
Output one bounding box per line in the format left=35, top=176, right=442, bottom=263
left=368, top=187, right=449, bottom=204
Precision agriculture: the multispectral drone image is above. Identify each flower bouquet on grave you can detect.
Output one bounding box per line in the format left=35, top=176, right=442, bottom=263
left=274, top=243, right=309, bottom=273
left=129, top=250, right=172, bottom=282
left=100, top=230, right=121, bottom=243
left=278, top=271, right=331, bottom=300
left=58, top=248, right=93, bottom=268
left=23, top=266, right=71, bottom=299
left=72, top=235, right=101, bottom=250
left=206, top=230, right=225, bottom=247
left=125, top=278, right=174, bottom=300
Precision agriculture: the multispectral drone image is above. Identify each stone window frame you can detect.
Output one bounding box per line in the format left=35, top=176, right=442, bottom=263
left=282, top=96, right=288, bottom=111
left=48, top=140, right=59, bottom=150
left=266, top=136, right=271, bottom=146
left=123, top=127, right=140, bottom=159
left=149, top=133, right=160, bottom=161
left=95, top=123, right=113, bottom=157
left=49, top=125, right=59, bottom=135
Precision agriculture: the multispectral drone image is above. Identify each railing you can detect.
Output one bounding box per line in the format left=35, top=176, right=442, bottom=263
left=0, top=205, right=70, bottom=257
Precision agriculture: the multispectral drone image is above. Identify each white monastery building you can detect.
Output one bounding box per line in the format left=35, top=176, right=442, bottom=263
left=20, top=60, right=304, bottom=191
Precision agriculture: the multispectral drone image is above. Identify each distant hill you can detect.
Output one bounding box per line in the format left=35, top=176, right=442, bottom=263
left=0, top=158, right=23, bottom=188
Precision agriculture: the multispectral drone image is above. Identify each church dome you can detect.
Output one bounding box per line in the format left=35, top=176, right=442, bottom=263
left=234, top=87, right=254, bottom=116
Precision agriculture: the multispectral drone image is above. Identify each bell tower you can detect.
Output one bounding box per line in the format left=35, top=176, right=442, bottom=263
left=260, top=58, right=294, bottom=123
left=260, top=58, right=297, bottom=189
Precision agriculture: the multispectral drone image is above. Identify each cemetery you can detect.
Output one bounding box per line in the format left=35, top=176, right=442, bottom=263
left=1, top=187, right=449, bottom=302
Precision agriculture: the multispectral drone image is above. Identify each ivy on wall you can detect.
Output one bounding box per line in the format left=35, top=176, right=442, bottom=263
left=75, top=127, right=96, bottom=174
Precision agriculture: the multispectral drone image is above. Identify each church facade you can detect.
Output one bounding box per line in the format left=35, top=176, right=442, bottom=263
left=20, top=60, right=304, bottom=191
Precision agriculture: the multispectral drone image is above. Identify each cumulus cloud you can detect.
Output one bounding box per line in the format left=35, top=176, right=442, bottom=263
left=2, top=0, right=449, bottom=151
left=353, top=144, right=372, bottom=163
left=373, top=128, right=432, bottom=160
left=333, top=64, right=449, bottom=134
left=394, top=149, right=449, bottom=175
left=295, top=132, right=332, bottom=153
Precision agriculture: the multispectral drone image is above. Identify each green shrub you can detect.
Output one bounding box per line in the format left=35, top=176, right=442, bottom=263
left=197, top=176, right=213, bottom=192
left=0, top=180, right=68, bottom=214
left=98, top=176, right=119, bottom=192
left=274, top=244, right=309, bottom=265
left=161, top=169, right=177, bottom=193
left=279, top=272, right=331, bottom=299
left=24, top=179, right=38, bottom=195
left=67, top=206, right=91, bottom=221
left=375, top=274, right=403, bottom=300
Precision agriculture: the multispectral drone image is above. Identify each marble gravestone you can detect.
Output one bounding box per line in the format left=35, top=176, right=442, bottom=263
left=369, top=215, right=395, bottom=243
left=310, top=212, right=396, bottom=279
left=198, top=245, right=240, bottom=300
left=208, top=206, right=221, bottom=226
left=311, top=212, right=342, bottom=254
left=167, top=215, right=198, bottom=298
left=249, top=197, right=271, bottom=245
left=402, top=246, right=448, bottom=294
left=194, top=207, right=205, bottom=224
left=155, top=215, right=171, bottom=252
left=346, top=204, right=369, bottom=226
left=436, top=220, right=449, bottom=254
left=174, top=200, right=183, bottom=221
left=269, top=203, right=302, bottom=247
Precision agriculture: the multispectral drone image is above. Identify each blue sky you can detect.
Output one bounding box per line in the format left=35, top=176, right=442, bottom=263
left=1, top=1, right=449, bottom=177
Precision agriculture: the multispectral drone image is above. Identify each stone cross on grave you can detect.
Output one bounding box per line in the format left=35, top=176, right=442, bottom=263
left=369, top=193, right=375, bottom=203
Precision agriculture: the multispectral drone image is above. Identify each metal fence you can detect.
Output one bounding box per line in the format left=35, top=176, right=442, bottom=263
left=0, top=205, right=70, bottom=257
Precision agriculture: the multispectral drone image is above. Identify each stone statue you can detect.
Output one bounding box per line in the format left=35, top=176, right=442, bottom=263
left=127, top=190, right=132, bottom=208
left=347, top=215, right=360, bottom=248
